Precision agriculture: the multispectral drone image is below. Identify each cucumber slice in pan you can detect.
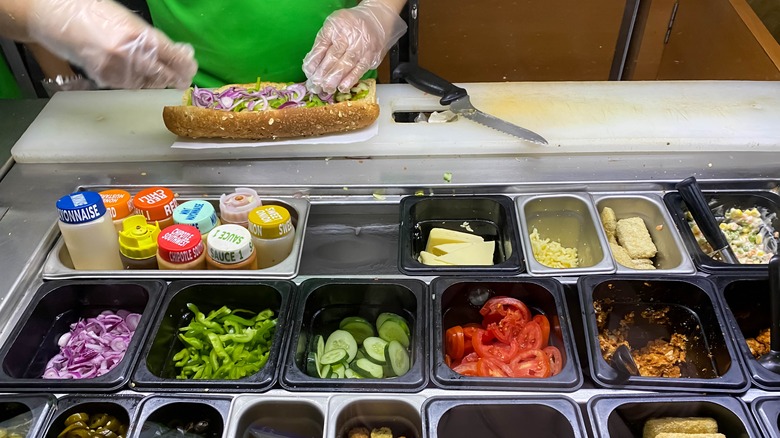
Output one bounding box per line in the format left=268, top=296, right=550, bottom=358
left=387, top=340, right=410, bottom=376
left=351, top=358, right=384, bottom=378
left=319, top=348, right=349, bottom=366
left=378, top=319, right=410, bottom=348
left=324, top=330, right=358, bottom=362
left=362, top=337, right=388, bottom=364
left=376, top=312, right=410, bottom=336
left=339, top=317, right=376, bottom=345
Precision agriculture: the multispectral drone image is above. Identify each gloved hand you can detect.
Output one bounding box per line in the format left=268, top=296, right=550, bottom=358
left=26, top=0, right=197, bottom=89
left=303, top=0, right=407, bottom=94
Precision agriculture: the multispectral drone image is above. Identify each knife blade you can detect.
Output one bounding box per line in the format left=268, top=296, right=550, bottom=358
left=392, top=62, right=548, bottom=145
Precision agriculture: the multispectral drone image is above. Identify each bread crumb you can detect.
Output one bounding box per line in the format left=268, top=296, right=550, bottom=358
left=656, top=224, right=664, bottom=231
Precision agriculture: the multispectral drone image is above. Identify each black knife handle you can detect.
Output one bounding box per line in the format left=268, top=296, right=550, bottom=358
left=392, top=62, right=467, bottom=105
left=770, top=255, right=780, bottom=351
left=675, top=176, right=733, bottom=255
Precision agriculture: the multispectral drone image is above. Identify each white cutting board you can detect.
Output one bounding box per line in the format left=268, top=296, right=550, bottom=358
left=11, top=81, right=780, bottom=163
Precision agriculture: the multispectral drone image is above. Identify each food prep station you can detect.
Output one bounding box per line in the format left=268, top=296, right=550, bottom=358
left=1, top=82, right=780, bottom=437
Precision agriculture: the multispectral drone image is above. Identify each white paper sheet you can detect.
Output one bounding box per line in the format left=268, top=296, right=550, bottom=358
left=170, top=120, right=379, bottom=149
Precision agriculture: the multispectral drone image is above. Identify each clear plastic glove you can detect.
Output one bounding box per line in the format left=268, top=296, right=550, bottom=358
left=26, top=0, right=197, bottom=89
left=303, top=0, right=407, bottom=94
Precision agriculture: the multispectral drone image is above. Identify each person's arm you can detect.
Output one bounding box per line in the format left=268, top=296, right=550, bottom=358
left=303, top=0, right=409, bottom=94
left=0, top=0, right=197, bottom=89
left=0, top=0, right=35, bottom=42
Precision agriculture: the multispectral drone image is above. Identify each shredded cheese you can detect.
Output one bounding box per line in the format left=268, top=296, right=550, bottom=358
left=530, top=228, right=579, bottom=268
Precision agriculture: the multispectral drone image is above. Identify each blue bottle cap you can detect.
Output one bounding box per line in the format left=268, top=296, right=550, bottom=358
left=173, top=200, right=219, bottom=234
left=56, top=191, right=107, bottom=224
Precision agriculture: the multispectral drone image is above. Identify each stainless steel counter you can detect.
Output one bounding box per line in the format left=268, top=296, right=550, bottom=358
left=1, top=104, right=779, bottom=428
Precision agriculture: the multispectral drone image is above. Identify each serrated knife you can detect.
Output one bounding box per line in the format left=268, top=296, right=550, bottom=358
left=393, top=63, right=548, bottom=145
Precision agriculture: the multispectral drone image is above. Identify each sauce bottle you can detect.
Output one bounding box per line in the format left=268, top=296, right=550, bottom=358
left=99, top=189, right=134, bottom=232
left=157, top=224, right=206, bottom=270
left=206, top=224, right=258, bottom=270
left=56, top=191, right=123, bottom=270
left=133, top=186, right=178, bottom=229
left=219, top=187, right=261, bottom=228
left=118, top=215, right=161, bottom=269
left=172, top=199, right=220, bottom=242
left=248, top=205, right=295, bottom=268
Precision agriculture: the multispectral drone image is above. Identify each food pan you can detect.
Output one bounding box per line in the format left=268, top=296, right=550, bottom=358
left=0, top=394, right=56, bottom=438
left=328, top=394, right=425, bottom=438
left=134, top=395, right=231, bottom=438
left=750, top=396, right=780, bottom=438
left=280, top=278, right=427, bottom=392
left=0, top=280, right=165, bottom=392
left=226, top=395, right=328, bottom=438
left=579, top=275, right=749, bottom=393
left=300, top=203, right=400, bottom=275
left=398, top=195, right=524, bottom=276
left=588, top=393, right=760, bottom=437
left=593, top=194, right=695, bottom=274
left=42, top=394, right=144, bottom=438
left=517, top=193, right=616, bottom=276
left=430, top=277, right=582, bottom=391
left=42, top=195, right=310, bottom=279
left=424, top=396, right=588, bottom=438
left=132, top=280, right=293, bottom=392
left=711, top=274, right=780, bottom=390
left=664, top=190, right=780, bottom=273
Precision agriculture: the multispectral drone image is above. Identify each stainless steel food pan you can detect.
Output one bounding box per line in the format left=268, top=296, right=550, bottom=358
left=592, top=193, right=695, bottom=274
left=517, top=193, right=616, bottom=276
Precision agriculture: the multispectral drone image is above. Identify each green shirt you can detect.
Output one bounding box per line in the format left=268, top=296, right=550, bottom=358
left=147, top=0, right=359, bottom=88
left=0, top=51, right=22, bottom=99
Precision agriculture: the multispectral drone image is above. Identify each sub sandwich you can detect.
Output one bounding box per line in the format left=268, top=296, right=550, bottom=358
left=163, top=79, right=379, bottom=140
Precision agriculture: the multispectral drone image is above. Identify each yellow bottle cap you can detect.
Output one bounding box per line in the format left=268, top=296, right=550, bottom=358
left=248, top=205, right=293, bottom=239
left=118, top=215, right=161, bottom=259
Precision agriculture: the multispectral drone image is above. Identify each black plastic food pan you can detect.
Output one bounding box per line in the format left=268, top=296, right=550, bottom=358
left=132, top=280, right=293, bottom=392
left=0, top=393, right=56, bottom=438
left=134, top=395, right=231, bottom=438
left=398, top=195, right=524, bottom=276
left=430, top=277, right=582, bottom=391
left=579, top=275, right=749, bottom=393
left=41, top=393, right=144, bottom=438
left=663, top=190, right=780, bottom=273
left=711, top=274, right=780, bottom=390
left=587, top=393, right=760, bottom=437
left=0, top=280, right=165, bottom=392
left=424, top=396, right=588, bottom=438
left=750, top=396, right=780, bottom=438
left=280, top=278, right=427, bottom=392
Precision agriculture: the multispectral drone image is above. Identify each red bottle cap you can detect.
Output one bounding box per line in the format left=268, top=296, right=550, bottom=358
left=157, top=224, right=204, bottom=264
left=134, top=187, right=178, bottom=221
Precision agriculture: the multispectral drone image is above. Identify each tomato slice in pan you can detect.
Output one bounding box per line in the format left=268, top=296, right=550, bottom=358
left=461, top=352, right=480, bottom=363
left=452, top=360, right=479, bottom=376
left=543, top=345, right=563, bottom=376
left=486, top=311, right=528, bottom=345
left=533, top=314, right=551, bottom=348
left=509, top=349, right=551, bottom=378
left=445, top=325, right=465, bottom=360
left=472, top=336, right=520, bottom=364
left=515, top=320, right=544, bottom=351
left=480, top=297, right=531, bottom=327
left=477, top=357, right=512, bottom=377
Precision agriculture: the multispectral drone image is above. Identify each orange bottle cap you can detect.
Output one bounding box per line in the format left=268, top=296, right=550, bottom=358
left=99, top=189, right=133, bottom=220
left=133, top=187, right=178, bottom=221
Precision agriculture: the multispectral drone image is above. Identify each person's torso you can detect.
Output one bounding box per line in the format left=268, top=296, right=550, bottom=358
left=147, top=0, right=357, bottom=87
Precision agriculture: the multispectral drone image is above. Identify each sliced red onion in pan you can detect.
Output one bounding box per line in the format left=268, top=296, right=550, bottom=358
left=43, top=310, right=142, bottom=379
